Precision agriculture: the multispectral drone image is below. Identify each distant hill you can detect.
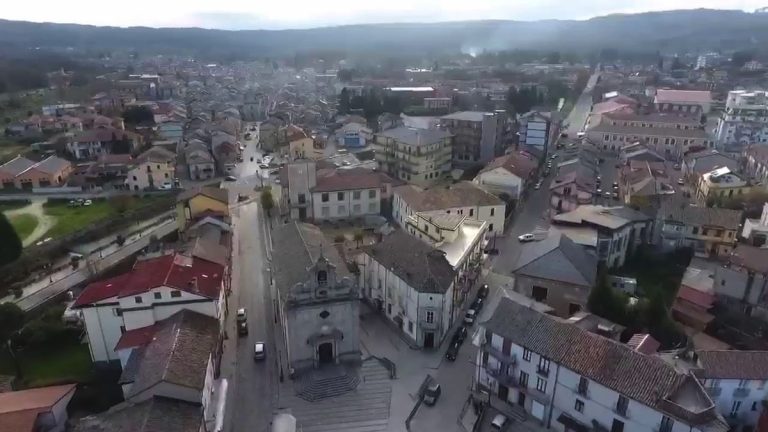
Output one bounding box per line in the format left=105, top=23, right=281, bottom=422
left=0, top=9, right=767, bottom=58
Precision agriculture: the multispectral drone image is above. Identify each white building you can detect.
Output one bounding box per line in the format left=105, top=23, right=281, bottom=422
left=124, top=147, right=176, bottom=191
left=519, top=111, right=555, bottom=155
left=393, top=181, right=506, bottom=236
left=715, top=90, right=768, bottom=149
left=73, top=253, right=226, bottom=364
left=477, top=298, right=728, bottom=432
left=357, top=230, right=456, bottom=348
left=474, top=152, right=539, bottom=200
left=742, top=203, right=768, bottom=246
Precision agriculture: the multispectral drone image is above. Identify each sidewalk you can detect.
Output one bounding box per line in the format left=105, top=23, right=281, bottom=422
left=1, top=214, right=177, bottom=311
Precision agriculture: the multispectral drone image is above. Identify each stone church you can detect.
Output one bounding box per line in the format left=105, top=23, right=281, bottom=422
left=273, top=222, right=360, bottom=375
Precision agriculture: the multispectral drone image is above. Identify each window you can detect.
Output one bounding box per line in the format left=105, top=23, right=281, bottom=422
left=353, top=204, right=361, bottom=214
left=523, top=348, right=532, bottom=362
left=353, top=190, right=361, bottom=200
left=298, top=193, right=306, bottom=204
left=426, top=311, right=434, bottom=323
left=337, top=192, right=345, bottom=201
left=171, top=290, right=181, bottom=298
left=752, top=401, right=758, bottom=411
left=575, top=399, right=584, bottom=413
left=519, top=371, right=529, bottom=388
left=611, top=419, right=624, bottom=432
left=154, top=292, right=162, bottom=300
left=369, top=189, right=376, bottom=198
left=490, top=208, right=495, bottom=216
left=616, top=395, right=629, bottom=416
left=535, top=377, right=547, bottom=392
left=321, top=193, right=329, bottom=202
left=537, top=356, right=550, bottom=376
left=113, top=308, right=122, bottom=317
left=135, top=296, right=143, bottom=304
left=660, top=416, right=674, bottom=432
left=408, top=320, right=413, bottom=333
left=738, top=379, right=749, bottom=388
left=731, top=400, right=742, bottom=417
left=692, top=227, right=698, bottom=234
left=532, top=285, right=548, bottom=302
left=469, top=208, right=474, bottom=217
left=578, top=377, right=589, bottom=396
left=338, top=205, right=346, bottom=214
left=387, top=303, right=392, bottom=314
left=317, top=270, right=328, bottom=286
left=488, top=223, right=494, bottom=232
left=369, top=202, right=377, bottom=213
left=321, top=207, right=330, bottom=217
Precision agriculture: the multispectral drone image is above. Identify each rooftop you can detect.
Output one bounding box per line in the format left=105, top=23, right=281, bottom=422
left=376, top=126, right=452, bottom=147
left=74, top=396, right=202, bottom=432
left=659, top=198, right=742, bottom=230
left=479, top=152, right=538, bottom=180
left=436, top=218, right=486, bottom=268
left=312, top=168, right=397, bottom=193
left=362, top=230, right=455, bottom=294
left=441, top=111, right=489, bottom=122
left=553, top=205, right=651, bottom=230
left=0, top=384, right=76, bottom=432
left=511, top=229, right=597, bottom=287
left=728, top=244, right=768, bottom=274
left=696, top=350, right=768, bottom=380
left=394, top=181, right=503, bottom=211
left=589, top=121, right=709, bottom=139
left=655, top=89, right=712, bottom=105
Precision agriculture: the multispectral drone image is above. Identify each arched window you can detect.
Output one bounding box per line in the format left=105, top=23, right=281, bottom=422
left=317, top=270, right=328, bottom=286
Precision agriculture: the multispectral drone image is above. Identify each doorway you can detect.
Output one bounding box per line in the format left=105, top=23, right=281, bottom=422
left=318, top=342, right=334, bottom=364
left=498, top=384, right=509, bottom=402
left=517, top=392, right=526, bottom=407
left=424, top=332, right=435, bottom=349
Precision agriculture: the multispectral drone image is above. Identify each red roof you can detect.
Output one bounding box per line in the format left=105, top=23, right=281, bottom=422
left=114, top=323, right=159, bottom=351
left=655, top=89, right=712, bottom=104
left=0, top=384, right=76, bottom=432
left=312, top=168, right=395, bottom=193
left=677, top=285, right=714, bottom=310
left=74, top=254, right=224, bottom=308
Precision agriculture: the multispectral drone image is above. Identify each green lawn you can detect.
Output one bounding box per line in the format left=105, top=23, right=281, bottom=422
left=0, top=343, right=92, bottom=388
left=9, top=213, right=38, bottom=241
left=0, top=201, right=30, bottom=212
left=43, top=200, right=116, bottom=239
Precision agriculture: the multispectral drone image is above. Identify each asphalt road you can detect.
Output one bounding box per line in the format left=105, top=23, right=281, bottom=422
left=564, top=70, right=600, bottom=137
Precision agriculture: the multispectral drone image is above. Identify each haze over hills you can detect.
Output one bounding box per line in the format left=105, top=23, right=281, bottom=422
left=0, top=8, right=767, bottom=57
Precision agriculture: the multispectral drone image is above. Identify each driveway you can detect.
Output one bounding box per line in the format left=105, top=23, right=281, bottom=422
left=5, top=199, right=56, bottom=247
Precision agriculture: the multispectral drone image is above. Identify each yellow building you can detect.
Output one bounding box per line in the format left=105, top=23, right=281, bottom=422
left=695, top=166, right=753, bottom=204
left=373, top=126, right=453, bottom=187
left=176, top=186, right=230, bottom=231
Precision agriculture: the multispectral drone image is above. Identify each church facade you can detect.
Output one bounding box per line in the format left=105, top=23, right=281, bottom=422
left=273, top=222, right=360, bottom=374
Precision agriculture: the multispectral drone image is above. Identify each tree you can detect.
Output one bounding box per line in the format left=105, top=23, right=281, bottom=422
left=0, top=303, right=24, bottom=344
left=731, top=50, right=754, bottom=68
left=353, top=230, right=364, bottom=247
left=587, top=272, right=626, bottom=323
left=338, top=88, right=351, bottom=115
left=0, top=214, right=22, bottom=267
left=261, top=187, right=275, bottom=217
left=121, top=105, right=154, bottom=126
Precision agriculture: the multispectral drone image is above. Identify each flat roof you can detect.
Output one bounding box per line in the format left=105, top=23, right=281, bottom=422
left=438, top=219, right=486, bottom=268
left=386, top=87, right=435, bottom=92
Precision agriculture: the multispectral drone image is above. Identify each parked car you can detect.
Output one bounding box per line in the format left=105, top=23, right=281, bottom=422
left=253, top=342, right=266, bottom=361
left=491, top=414, right=509, bottom=430
left=464, top=309, right=477, bottom=325
left=518, top=233, right=535, bottom=242
left=576, top=131, right=585, bottom=138
left=471, top=297, right=484, bottom=312
left=159, top=182, right=173, bottom=190
left=83, top=199, right=92, bottom=206
left=225, top=175, right=237, bottom=181
left=423, top=382, right=442, bottom=405
left=453, top=325, right=468, bottom=344
left=238, top=321, right=248, bottom=336
left=560, top=132, right=568, bottom=138
left=534, top=180, right=543, bottom=190
left=236, top=308, right=247, bottom=322
left=678, top=178, right=685, bottom=185
left=445, top=341, right=460, bottom=362
left=259, top=164, right=269, bottom=169
left=477, top=284, right=489, bottom=299
left=550, top=154, right=558, bottom=160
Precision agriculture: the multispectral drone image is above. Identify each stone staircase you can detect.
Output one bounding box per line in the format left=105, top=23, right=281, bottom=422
left=294, top=364, right=361, bottom=402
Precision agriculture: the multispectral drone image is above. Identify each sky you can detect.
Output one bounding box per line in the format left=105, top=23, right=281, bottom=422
left=1, top=1, right=766, bottom=30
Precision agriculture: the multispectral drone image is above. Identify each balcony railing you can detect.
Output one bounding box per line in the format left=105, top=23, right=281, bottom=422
left=733, top=387, right=751, bottom=398
left=536, top=366, right=550, bottom=377
left=481, top=344, right=517, bottom=367
left=614, top=405, right=631, bottom=419
left=486, top=366, right=518, bottom=388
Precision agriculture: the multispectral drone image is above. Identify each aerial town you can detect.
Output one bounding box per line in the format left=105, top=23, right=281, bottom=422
left=2, top=7, right=768, bottom=432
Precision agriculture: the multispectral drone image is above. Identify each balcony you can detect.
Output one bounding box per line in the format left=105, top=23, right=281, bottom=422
left=481, top=344, right=517, bottom=367
left=536, top=366, right=550, bottom=377
left=486, top=366, right=518, bottom=388
left=733, top=387, right=751, bottom=398
left=706, top=386, right=722, bottom=397
left=613, top=406, right=631, bottom=419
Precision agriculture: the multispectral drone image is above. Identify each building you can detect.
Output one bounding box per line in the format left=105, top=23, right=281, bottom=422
left=744, top=145, right=768, bottom=185
left=714, top=244, right=768, bottom=322
left=672, top=266, right=716, bottom=331
left=682, top=150, right=739, bottom=183
left=75, top=396, right=204, bottom=432
left=656, top=198, right=743, bottom=257
left=549, top=162, right=599, bottom=214
left=67, top=127, right=140, bottom=160
left=440, top=110, right=507, bottom=167
left=695, top=167, right=752, bottom=205
left=125, top=147, right=176, bottom=191
left=285, top=125, right=320, bottom=161
left=0, top=155, right=72, bottom=189
left=620, top=160, right=676, bottom=205
left=183, top=140, right=216, bottom=181
left=715, top=91, right=768, bottom=149
left=586, top=112, right=711, bottom=159
left=0, top=384, right=76, bottom=432
left=511, top=230, right=597, bottom=316
left=373, top=127, right=453, bottom=187
left=72, top=253, right=226, bottom=364
left=176, top=186, right=230, bottom=231
left=423, top=97, right=452, bottom=111
left=519, top=111, right=557, bottom=157
left=336, top=121, right=372, bottom=148
left=272, top=222, right=360, bottom=373
left=552, top=205, right=652, bottom=268
left=695, top=350, right=768, bottom=432
left=357, top=230, right=456, bottom=348
left=477, top=297, right=728, bottom=432
left=393, top=181, right=506, bottom=235
left=654, top=89, right=712, bottom=114
left=474, top=152, right=538, bottom=200
left=742, top=203, right=768, bottom=246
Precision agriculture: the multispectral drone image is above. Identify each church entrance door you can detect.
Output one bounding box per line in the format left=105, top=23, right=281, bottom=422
left=318, top=342, right=334, bottom=364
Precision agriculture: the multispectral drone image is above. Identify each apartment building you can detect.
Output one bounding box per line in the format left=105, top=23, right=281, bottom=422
left=519, top=111, right=557, bottom=157
left=477, top=298, right=727, bottom=432
left=124, top=147, right=176, bottom=191
left=715, top=90, right=768, bottom=149
left=393, top=181, right=506, bottom=235
left=695, top=167, right=752, bottom=204
left=357, top=230, right=456, bottom=348
left=656, top=198, right=743, bottom=257
left=373, top=127, right=453, bottom=187
left=744, top=145, right=768, bottom=185
left=586, top=112, right=711, bottom=159
left=474, top=151, right=539, bottom=200
left=713, top=244, right=768, bottom=322
left=440, top=110, right=507, bottom=167
left=682, top=150, right=739, bottom=184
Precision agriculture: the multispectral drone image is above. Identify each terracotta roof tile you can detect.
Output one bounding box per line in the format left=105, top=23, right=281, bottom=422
left=697, top=350, right=768, bottom=380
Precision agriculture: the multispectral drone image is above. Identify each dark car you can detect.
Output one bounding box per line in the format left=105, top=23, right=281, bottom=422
left=453, top=326, right=468, bottom=344
left=471, top=297, right=484, bottom=312
left=445, top=341, right=460, bottom=361
left=238, top=321, right=248, bottom=336
left=477, top=284, right=489, bottom=300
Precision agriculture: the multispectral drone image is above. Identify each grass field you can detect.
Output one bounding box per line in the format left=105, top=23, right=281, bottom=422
left=0, top=343, right=92, bottom=388
left=0, top=201, right=30, bottom=212
left=42, top=196, right=167, bottom=239
left=9, top=213, right=38, bottom=241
